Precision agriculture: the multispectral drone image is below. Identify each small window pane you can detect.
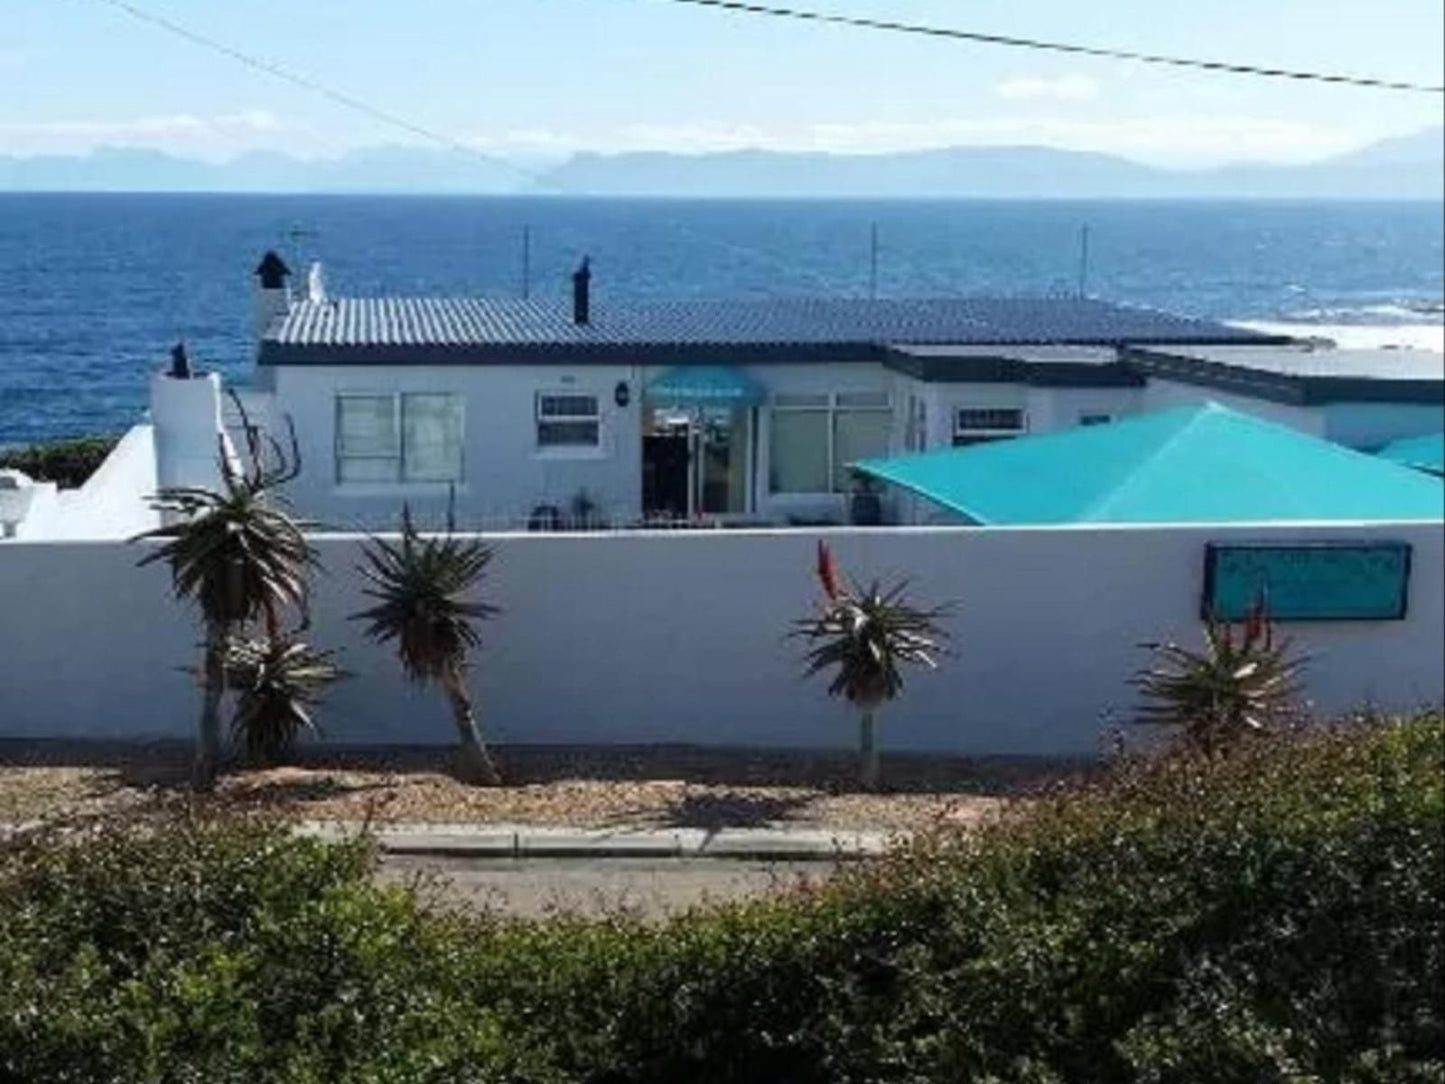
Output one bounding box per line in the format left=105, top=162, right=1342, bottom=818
left=403, top=394, right=463, bottom=481
left=833, top=410, right=892, bottom=490
left=539, top=394, right=598, bottom=418
left=769, top=410, right=829, bottom=493
left=773, top=393, right=830, bottom=409
left=338, top=456, right=401, bottom=483
left=836, top=391, right=890, bottom=409
left=338, top=396, right=398, bottom=456
left=1079, top=413, right=1112, bottom=427
left=538, top=420, right=600, bottom=447
left=956, top=408, right=1024, bottom=433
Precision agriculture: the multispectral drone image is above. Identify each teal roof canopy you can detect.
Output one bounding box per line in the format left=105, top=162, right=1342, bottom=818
left=646, top=365, right=766, bottom=407
left=853, top=403, right=1445, bottom=525
left=1377, top=432, right=1445, bottom=476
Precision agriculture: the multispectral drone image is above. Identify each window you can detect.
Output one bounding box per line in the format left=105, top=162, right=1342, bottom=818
left=770, top=391, right=892, bottom=494
left=335, top=393, right=463, bottom=483
left=1079, top=413, right=1112, bottom=427
left=953, top=407, right=1025, bottom=448
left=537, top=393, right=600, bottom=448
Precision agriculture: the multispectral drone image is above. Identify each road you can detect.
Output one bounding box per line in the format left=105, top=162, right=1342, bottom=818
left=379, top=854, right=836, bottom=918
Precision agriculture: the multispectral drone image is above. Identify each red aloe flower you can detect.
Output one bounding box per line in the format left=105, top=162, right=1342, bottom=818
left=816, top=539, right=841, bottom=601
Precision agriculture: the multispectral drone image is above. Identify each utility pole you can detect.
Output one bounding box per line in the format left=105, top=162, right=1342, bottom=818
left=1077, top=224, right=1091, bottom=298
left=868, top=222, right=879, bottom=299
left=521, top=225, right=532, bottom=300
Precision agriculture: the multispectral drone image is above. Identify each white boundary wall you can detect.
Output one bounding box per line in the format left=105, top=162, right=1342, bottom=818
left=1, top=522, right=1441, bottom=756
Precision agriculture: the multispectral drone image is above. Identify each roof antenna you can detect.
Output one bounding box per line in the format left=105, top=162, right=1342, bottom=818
left=1077, top=224, right=1091, bottom=298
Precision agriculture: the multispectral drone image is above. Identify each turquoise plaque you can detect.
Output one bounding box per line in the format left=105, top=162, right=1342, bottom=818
left=1204, top=542, right=1411, bottom=622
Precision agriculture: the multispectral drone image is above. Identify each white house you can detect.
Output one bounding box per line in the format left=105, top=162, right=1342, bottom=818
left=215, top=251, right=1436, bottom=532
left=5, top=250, right=1440, bottom=540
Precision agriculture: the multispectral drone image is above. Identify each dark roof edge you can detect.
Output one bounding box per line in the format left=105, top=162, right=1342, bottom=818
left=258, top=332, right=1285, bottom=368
left=1124, top=347, right=1445, bottom=406
left=881, top=352, right=1146, bottom=387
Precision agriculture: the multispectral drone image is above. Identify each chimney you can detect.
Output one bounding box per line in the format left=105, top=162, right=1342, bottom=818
left=168, top=341, right=193, bottom=379
left=572, top=256, right=591, bottom=325
left=253, top=249, right=293, bottom=341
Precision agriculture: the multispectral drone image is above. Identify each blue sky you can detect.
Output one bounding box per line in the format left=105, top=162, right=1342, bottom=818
left=3, top=0, right=1442, bottom=166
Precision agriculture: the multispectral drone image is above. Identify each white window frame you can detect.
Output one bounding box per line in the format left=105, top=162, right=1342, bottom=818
left=535, top=391, right=602, bottom=456
left=953, top=407, right=1027, bottom=447
left=769, top=391, right=892, bottom=496
left=334, top=392, right=465, bottom=485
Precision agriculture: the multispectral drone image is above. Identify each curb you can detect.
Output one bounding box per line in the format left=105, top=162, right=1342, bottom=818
left=297, top=822, right=895, bottom=861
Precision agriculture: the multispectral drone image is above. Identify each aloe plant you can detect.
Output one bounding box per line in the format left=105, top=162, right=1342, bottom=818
left=793, top=541, right=947, bottom=789
left=134, top=395, right=314, bottom=787
left=353, top=506, right=502, bottom=785
left=225, top=636, right=342, bottom=763
left=1133, top=600, right=1307, bottom=756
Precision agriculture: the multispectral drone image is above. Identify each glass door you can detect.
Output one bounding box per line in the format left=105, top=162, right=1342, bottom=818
left=698, top=407, right=750, bottom=516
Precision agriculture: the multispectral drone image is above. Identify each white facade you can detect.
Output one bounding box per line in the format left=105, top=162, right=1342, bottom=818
left=149, top=346, right=1445, bottom=533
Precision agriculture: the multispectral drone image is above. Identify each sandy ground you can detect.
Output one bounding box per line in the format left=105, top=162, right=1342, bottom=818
left=0, top=741, right=1087, bottom=832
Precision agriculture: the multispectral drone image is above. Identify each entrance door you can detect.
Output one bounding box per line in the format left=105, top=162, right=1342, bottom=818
left=643, top=427, right=689, bottom=519
left=698, top=408, right=749, bottom=515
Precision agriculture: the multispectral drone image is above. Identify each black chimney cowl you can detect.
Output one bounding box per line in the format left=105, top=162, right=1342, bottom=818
left=572, top=256, right=591, bottom=326
left=255, top=250, right=292, bottom=290
left=169, top=342, right=193, bottom=379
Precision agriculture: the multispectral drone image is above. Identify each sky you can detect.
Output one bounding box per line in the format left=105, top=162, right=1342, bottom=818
left=2, top=0, right=1442, bottom=167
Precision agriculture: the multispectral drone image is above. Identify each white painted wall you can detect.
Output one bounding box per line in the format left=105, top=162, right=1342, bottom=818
left=267, top=362, right=642, bottom=530
left=1323, top=402, right=1445, bottom=450
left=1142, top=378, right=1325, bottom=434
left=7, top=425, right=160, bottom=541
left=2, top=521, right=1439, bottom=756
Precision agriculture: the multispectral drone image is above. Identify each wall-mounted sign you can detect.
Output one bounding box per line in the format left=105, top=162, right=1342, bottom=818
left=1203, top=542, right=1411, bottom=622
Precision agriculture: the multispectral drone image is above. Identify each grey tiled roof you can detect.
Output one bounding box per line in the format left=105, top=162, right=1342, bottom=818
left=260, top=295, right=1278, bottom=365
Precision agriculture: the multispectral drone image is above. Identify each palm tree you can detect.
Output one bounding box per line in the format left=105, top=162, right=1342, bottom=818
left=793, top=541, right=947, bottom=789
left=352, top=506, right=502, bottom=785
left=134, top=397, right=313, bottom=787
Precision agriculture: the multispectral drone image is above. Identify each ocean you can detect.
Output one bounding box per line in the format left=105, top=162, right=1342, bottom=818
left=0, top=193, right=1440, bottom=445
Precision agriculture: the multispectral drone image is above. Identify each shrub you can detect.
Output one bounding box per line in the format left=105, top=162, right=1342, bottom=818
left=0, top=434, right=119, bottom=488
left=1, top=715, right=1439, bottom=1083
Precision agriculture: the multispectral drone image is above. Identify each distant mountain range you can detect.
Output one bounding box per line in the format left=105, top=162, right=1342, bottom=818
left=2, top=127, right=1440, bottom=199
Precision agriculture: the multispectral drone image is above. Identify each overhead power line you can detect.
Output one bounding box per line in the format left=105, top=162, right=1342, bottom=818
left=651, top=0, right=1445, bottom=94
left=92, top=0, right=538, bottom=181
left=89, top=0, right=842, bottom=292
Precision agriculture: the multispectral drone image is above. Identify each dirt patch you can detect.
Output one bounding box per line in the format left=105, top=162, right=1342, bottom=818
left=0, top=741, right=1092, bottom=832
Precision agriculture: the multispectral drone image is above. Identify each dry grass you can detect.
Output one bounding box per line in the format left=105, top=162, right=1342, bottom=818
left=0, top=741, right=1090, bottom=832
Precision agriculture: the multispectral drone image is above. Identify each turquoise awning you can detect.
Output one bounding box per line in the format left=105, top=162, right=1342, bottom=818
left=852, top=403, right=1445, bottom=525
left=646, top=366, right=766, bottom=407
left=1377, top=433, right=1445, bottom=476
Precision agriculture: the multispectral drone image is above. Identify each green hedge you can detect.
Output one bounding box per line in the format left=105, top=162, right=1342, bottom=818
left=0, top=434, right=120, bottom=489
left=1, top=716, right=1440, bottom=1083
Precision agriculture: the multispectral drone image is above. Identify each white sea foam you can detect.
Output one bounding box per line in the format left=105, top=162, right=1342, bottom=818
left=1232, top=320, right=1445, bottom=352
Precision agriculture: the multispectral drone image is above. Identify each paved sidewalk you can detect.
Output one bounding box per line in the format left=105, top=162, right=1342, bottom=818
left=300, top=821, right=898, bottom=860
